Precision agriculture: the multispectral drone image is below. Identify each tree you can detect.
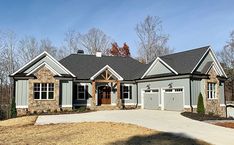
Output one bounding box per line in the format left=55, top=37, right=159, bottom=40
left=39, top=38, right=58, bottom=58
left=218, top=31, right=234, bottom=101
left=79, top=28, right=112, bottom=55
left=109, top=42, right=131, bottom=57
left=17, top=36, right=40, bottom=65
left=197, top=93, right=205, bottom=114
left=135, top=15, right=173, bottom=63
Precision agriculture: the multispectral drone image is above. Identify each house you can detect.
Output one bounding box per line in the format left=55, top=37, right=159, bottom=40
left=10, top=46, right=227, bottom=116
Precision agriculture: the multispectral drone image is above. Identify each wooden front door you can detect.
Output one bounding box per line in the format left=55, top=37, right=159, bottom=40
left=98, top=86, right=111, bottom=105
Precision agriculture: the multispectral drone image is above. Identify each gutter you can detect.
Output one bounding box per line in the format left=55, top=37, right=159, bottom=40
left=189, top=76, right=193, bottom=112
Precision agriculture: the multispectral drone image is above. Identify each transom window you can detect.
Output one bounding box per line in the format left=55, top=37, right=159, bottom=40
left=144, top=89, right=159, bottom=93
left=77, top=85, right=87, bottom=100
left=207, top=82, right=216, bottom=99
left=33, top=83, right=54, bottom=100
left=122, top=85, right=132, bottom=99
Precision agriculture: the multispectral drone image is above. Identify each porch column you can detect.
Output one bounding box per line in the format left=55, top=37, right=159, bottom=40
left=116, top=80, right=122, bottom=108
left=91, top=80, right=96, bottom=109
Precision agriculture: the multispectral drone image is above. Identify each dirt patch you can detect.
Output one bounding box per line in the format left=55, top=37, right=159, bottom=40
left=214, top=122, right=234, bottom=129
left=181, top=112, right=233, bottom=121
left=0, top=116, right=37, bottom=127
left=0, top=120, right=210, bottom=145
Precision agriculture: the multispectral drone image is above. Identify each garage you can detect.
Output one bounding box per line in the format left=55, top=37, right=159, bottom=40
left=163, top=88, right=184, bottom=111
left=143, top=89, right=160, bottom=110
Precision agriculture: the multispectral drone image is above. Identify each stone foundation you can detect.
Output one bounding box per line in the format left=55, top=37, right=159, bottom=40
left=17, top=108, right=28, bottom=116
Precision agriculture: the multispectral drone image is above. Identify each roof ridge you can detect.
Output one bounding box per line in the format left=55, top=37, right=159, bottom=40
left=159, top=45, right=210, bottom=58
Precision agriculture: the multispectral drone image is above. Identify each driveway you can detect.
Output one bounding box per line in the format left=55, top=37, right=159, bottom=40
left=36, top=110, right=234, bottom=145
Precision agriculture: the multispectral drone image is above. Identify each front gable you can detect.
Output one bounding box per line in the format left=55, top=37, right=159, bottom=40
left=147, top=60, right=173, bottom=76
left=11, top=51, right=75, bottom=78
left=194, top=49, right=227, bottom=77
left=141, top=57, right=178, bottom=79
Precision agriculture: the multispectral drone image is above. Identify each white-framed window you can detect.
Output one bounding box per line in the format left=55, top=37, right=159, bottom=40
left=207, top=82, right=216, bottom=99
left=144, top=89, right=159, bottom=93
left=122, top=85, right=132, bottom=99
left=77, top=85, right=87, bottom=100
left=33, top=83, right=54, bottom=100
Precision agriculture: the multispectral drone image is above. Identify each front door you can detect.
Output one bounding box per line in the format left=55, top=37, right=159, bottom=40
left=98, top=86, right=111, bottom=105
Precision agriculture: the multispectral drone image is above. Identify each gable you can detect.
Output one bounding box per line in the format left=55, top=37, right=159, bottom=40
left=194, top=50, right=227, bottom=77
left=24, top=56, right=67, bottom=75
left=11, top=51, right=75, bottom=77
left=146, top=60, right=172, bottom=76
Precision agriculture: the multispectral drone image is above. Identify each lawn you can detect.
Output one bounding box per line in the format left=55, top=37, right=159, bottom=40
left=0, top=116, right=210, bottom=145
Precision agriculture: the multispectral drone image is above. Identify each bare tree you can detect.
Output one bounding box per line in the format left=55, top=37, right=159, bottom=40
left=135, top=15, right=172, bottom=63
left=39, top=38, right=57, bottom=58
left=79, top=28, right=112, bottom=55
left=17, top=36, right=40, bottom=65
left=218, top=30, right=234, bottom=101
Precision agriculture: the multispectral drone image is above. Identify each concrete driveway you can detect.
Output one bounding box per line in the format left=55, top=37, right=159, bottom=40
left=36, top=109, right=234, bottom=145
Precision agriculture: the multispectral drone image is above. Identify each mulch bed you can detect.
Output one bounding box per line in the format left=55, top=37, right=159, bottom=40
left=181, top=112, right=233, bottom=121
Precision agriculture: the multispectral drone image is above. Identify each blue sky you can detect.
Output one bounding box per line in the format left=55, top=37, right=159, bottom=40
left=0, top=0, right=233, bottom=56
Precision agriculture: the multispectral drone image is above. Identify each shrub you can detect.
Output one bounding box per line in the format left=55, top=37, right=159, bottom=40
left=197, top=93, right=205, bottom=114
left=11, top=97, right=17, bottom=118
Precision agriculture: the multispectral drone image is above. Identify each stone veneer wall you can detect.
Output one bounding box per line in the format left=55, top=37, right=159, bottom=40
left=28, top=66, right=60, bottom=113
left=204, top=67, right=226, bottom=117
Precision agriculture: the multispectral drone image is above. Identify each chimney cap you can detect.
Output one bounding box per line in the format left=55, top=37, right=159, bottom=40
left=96, top=52, right=102, bottom=57
left=77, top=50, right=84, bottom=54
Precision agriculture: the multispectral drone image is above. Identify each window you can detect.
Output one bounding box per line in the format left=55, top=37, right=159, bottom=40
left=144, top=89, right=159, bottom=93
left=207, top=82, right=216, bottom=99
left=122, top=85, right=132, bottom=99
left=77, top=85, right=87, bottom=100
left=175, top=88, right=183, bottom=92
left=165, top=89, right=172, bottom=92
left=33, top=83, right=54, bottom=100
left=34, top=83, right=40, bottom=99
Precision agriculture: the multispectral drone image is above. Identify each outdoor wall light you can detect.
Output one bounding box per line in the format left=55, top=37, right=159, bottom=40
left=146, top=84, right=151, bottom=89
left=168, top=83, right=173, bottom=88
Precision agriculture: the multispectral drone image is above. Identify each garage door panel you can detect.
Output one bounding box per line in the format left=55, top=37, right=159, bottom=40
left=144, top=93, right=159, bottom=110
left=163, top=88, right=184, bottom=111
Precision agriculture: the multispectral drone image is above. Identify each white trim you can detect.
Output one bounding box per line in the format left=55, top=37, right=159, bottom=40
left=209, top=49, right=227, bottom=78
left=111, top=103, right=116, bottom=105
left=191, top=47, right=210, bottom=74
left=141, top=57, right=178, bottom=79
left=220, top=104, right=226, bottom=107
left=11, top=51, right=76, bottom=77
left=123, top=103, right=137, bottom=105
left=184, top=105, right=191, bottom=108
left=122, top=84, right=132, bottom=100
left=61, top=105, right=72, bottom=108
left=16, top=105, right=28, bottom=108
left=90, top=65, right=123, bottom=80
left=26, top=62, right=61, bottom=76
left=11, top=51, right=47, bottom=76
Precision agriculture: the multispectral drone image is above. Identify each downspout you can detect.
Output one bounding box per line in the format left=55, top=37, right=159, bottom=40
left=136, top=81, right=138, bottom=109
left=189, top=76, right=193, bottom=112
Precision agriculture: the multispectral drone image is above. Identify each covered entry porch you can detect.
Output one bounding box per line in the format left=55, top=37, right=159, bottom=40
left=90, top=65, right=123, bottom=108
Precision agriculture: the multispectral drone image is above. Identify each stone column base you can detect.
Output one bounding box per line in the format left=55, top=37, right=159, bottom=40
left=17, top=108, right=28, bottom=116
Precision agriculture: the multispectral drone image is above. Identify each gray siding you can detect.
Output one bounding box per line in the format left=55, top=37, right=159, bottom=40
left=24, top=56, right=68, bottom=74
left=219, top=82, right=225, bottom=104
left=61, top=80, right=73, bottom=107
left=15, top=80, right=28, bottom=107
left=197, top=52, right=213, bottom=72
left=191, top=80, right=201, bottom=106
left=147, top=61, right=171, bottom=76
left=138, top=78, right=190, bottom=106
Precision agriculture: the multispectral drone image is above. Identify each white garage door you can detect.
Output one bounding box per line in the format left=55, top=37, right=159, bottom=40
left=163, top=88, right=183, bottom=111
left=143, top=89, right=160, bottom=110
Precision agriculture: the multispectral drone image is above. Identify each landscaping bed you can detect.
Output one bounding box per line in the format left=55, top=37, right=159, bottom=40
left=0, top=116, right=210, bottom=145
left=214, top=122, right=234, bottom=129
left=181, top=112, right=233, bottom=121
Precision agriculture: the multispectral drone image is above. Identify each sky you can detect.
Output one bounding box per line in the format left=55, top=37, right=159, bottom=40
left=0, top=0, right=234, bottom=57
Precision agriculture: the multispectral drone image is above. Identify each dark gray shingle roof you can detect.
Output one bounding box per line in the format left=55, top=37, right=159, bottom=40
left=159, top=46, right=210, bottom=74
left=59, top=54, right=146, bottom=80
